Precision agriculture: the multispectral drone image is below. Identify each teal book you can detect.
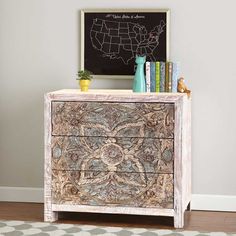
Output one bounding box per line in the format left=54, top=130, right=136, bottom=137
left=150, top=62, right=156, bottom=92
left=160, top=62, right=165, bottom=92
left=155, top=62, right=160, bottom=92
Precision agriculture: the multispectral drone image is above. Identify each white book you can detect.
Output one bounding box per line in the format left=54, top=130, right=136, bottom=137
left=145, top=62, right=151, bottom=92
left=172, top=62, right=180, bottom=92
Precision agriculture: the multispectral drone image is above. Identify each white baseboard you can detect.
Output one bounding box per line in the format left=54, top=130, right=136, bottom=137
left=0, top=187, right=235, bottom=212
left=0, top=186, right=43, bottom=203
left=191, top=194, right=236, bottom=212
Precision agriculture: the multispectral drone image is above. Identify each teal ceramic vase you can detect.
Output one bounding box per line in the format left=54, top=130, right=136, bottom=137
left=133, top=56, right=146, bottom=92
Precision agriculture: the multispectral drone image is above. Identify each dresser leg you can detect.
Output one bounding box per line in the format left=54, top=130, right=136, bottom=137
left=44, top=211, right=58, bottom=222
left=174, top=212, right=184, bottom=228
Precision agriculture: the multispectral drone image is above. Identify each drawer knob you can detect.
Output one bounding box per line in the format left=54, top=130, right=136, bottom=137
left=162, top=149, right=173, bottom=162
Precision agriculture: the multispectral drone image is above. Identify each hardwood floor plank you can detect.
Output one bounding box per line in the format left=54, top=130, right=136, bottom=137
left=0, top=202, right=235, bottom=232
left=0, top=202, right=43, bottom=221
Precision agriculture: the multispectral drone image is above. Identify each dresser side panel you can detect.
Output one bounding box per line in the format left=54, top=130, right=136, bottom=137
left=174, top=98, right=184, bottom=227
left=182, top=96, right=192, bottom=211
left=44, top=94, right=58, bottom=221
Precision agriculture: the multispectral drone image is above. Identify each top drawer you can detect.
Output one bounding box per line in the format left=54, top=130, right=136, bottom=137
left=52, top=102, right=174, bottom=138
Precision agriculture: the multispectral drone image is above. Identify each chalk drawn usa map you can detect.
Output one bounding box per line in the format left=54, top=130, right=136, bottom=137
left=90, top=18, right=166, bottom=65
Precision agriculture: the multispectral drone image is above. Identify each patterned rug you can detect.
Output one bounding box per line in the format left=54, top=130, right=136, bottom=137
left=0, top=221, right=235, bottom=236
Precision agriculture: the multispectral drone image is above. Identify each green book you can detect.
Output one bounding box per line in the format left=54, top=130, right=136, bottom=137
left=155, top=62, right=160, bottom=92
left=165, top=62, right=169, bottom=92
left=168, top=62, right=173, bottom=92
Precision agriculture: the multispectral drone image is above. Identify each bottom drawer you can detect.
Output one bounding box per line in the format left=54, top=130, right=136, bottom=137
left=52, top=170, right=173, bottom=209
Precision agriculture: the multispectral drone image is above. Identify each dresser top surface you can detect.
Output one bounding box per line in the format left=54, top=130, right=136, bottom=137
left=45, top=89, right=190, bottom=103
left=47, top=89, right=187, bottom=97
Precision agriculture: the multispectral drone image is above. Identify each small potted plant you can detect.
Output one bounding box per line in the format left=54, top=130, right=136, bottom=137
left=77, top=70, right=92, bottom=92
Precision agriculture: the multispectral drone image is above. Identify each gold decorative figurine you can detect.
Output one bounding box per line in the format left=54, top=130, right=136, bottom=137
left=177, top=77, right=191, bottom=98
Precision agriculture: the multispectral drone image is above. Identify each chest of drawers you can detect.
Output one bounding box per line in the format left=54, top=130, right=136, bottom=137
left=44, top=89, right=191, bottom=228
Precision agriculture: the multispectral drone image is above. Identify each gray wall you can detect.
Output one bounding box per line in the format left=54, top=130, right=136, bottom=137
left=0, top=0, right=236, bottom=195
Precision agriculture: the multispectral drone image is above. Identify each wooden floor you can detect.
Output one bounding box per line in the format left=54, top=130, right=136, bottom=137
left=0, top=202, right=235, bottom=232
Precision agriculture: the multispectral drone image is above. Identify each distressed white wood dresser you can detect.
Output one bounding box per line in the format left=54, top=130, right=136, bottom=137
left=44, top=89, right=191, bottom=228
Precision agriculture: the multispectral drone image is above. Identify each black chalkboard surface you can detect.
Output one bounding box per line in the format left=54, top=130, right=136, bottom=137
left=81, top=10, right=169, bottom=77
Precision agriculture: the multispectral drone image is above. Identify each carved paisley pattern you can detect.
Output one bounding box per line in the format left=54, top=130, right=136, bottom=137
left=52, top=170, right=174, bottom=208
left=51, top=102, right=174, bottom=208
left=52, top=102, right=174, bottom=138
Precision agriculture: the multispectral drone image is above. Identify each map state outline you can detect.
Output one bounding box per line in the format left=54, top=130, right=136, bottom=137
left=90, top=18, right=166, bottom=65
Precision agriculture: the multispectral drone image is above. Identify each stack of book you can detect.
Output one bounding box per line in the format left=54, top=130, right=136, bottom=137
left=145, top=61, right=180, bottom=93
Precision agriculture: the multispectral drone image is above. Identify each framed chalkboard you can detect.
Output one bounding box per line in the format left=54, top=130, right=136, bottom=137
left=80, top=9, right=170, bottom=79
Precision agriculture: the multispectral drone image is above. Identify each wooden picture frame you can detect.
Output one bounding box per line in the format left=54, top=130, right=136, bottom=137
left=80, top=9, right=170, bottom=79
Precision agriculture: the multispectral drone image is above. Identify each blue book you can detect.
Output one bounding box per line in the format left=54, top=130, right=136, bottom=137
left=172, top=62, right=180, bottom=92
left=160, top=62, right=166, bottom=92
left=150, top=62, right=156, bottom=92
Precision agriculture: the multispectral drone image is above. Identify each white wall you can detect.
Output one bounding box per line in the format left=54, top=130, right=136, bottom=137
left=0, top=0, right=236, bottom=198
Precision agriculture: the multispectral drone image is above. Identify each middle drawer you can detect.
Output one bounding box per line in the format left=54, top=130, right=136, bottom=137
left=52, top=136, right=174, bottom=174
